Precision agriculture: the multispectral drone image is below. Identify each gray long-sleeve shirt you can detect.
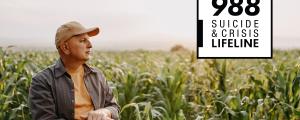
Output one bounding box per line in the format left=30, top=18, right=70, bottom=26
left=29, top=59, right=120, bottom=120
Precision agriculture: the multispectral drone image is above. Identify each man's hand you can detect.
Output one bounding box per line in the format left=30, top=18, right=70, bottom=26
left=80, top=108, right=113, bottom=120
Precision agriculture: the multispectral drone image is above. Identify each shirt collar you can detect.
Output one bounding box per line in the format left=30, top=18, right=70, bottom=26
left=54, top=58, right=97, bottom=78
left=83, top=63, right=97, bottom=76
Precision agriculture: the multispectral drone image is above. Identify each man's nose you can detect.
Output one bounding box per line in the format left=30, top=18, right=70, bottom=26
left=87, top=40, right=92, bottom=48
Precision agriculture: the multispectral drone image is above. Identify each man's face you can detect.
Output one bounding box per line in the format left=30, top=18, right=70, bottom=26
left=65, top=33, right=92, bottom=61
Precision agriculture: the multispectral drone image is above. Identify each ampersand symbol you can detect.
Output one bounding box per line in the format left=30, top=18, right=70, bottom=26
left=212, top=29, right=217, bottom=37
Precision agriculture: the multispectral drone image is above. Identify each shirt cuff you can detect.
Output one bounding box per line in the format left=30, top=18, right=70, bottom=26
left=105, top=106, right=119, bottom=120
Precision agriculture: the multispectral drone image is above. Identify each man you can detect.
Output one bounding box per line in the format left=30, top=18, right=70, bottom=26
left=29, top=21, right=120, bottom=120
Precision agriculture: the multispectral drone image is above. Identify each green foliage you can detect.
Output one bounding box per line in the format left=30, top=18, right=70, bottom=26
left=2, top=48, right=300, bottom=120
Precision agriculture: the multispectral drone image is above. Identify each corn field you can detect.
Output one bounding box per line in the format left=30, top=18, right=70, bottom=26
left=2, top=46, right=300, bottom=120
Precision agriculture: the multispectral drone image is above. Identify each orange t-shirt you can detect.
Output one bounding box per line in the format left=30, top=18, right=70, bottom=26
left=70, top=69, right=94, bottom=120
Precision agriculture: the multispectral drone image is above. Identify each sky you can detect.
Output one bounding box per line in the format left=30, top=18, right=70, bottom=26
left=0, top=0, right=299, bottom=51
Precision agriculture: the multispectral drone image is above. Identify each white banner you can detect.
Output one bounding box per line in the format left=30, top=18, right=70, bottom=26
left=197, top=0, right=273, bottom=58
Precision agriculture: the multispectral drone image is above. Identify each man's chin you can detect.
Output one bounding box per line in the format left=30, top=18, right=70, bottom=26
left=83, top=56, right=91, bottom=61
left=83, top=58, right=90, bottom=61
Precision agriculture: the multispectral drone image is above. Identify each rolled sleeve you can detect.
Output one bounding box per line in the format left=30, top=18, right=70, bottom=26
left=103, top=79, right=120, bottom=120
left=105, top=100, right=120, bottom=120
left=104, top=84, right=120, bottom=120
left=91, top=68, right=120, bottom=119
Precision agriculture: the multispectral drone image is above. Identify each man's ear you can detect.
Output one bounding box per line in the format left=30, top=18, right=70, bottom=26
left=60, top=43, right=71, bottom=55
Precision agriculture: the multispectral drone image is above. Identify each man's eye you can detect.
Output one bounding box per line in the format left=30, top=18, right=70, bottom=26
left=80, top=39, right=85, bottom=42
